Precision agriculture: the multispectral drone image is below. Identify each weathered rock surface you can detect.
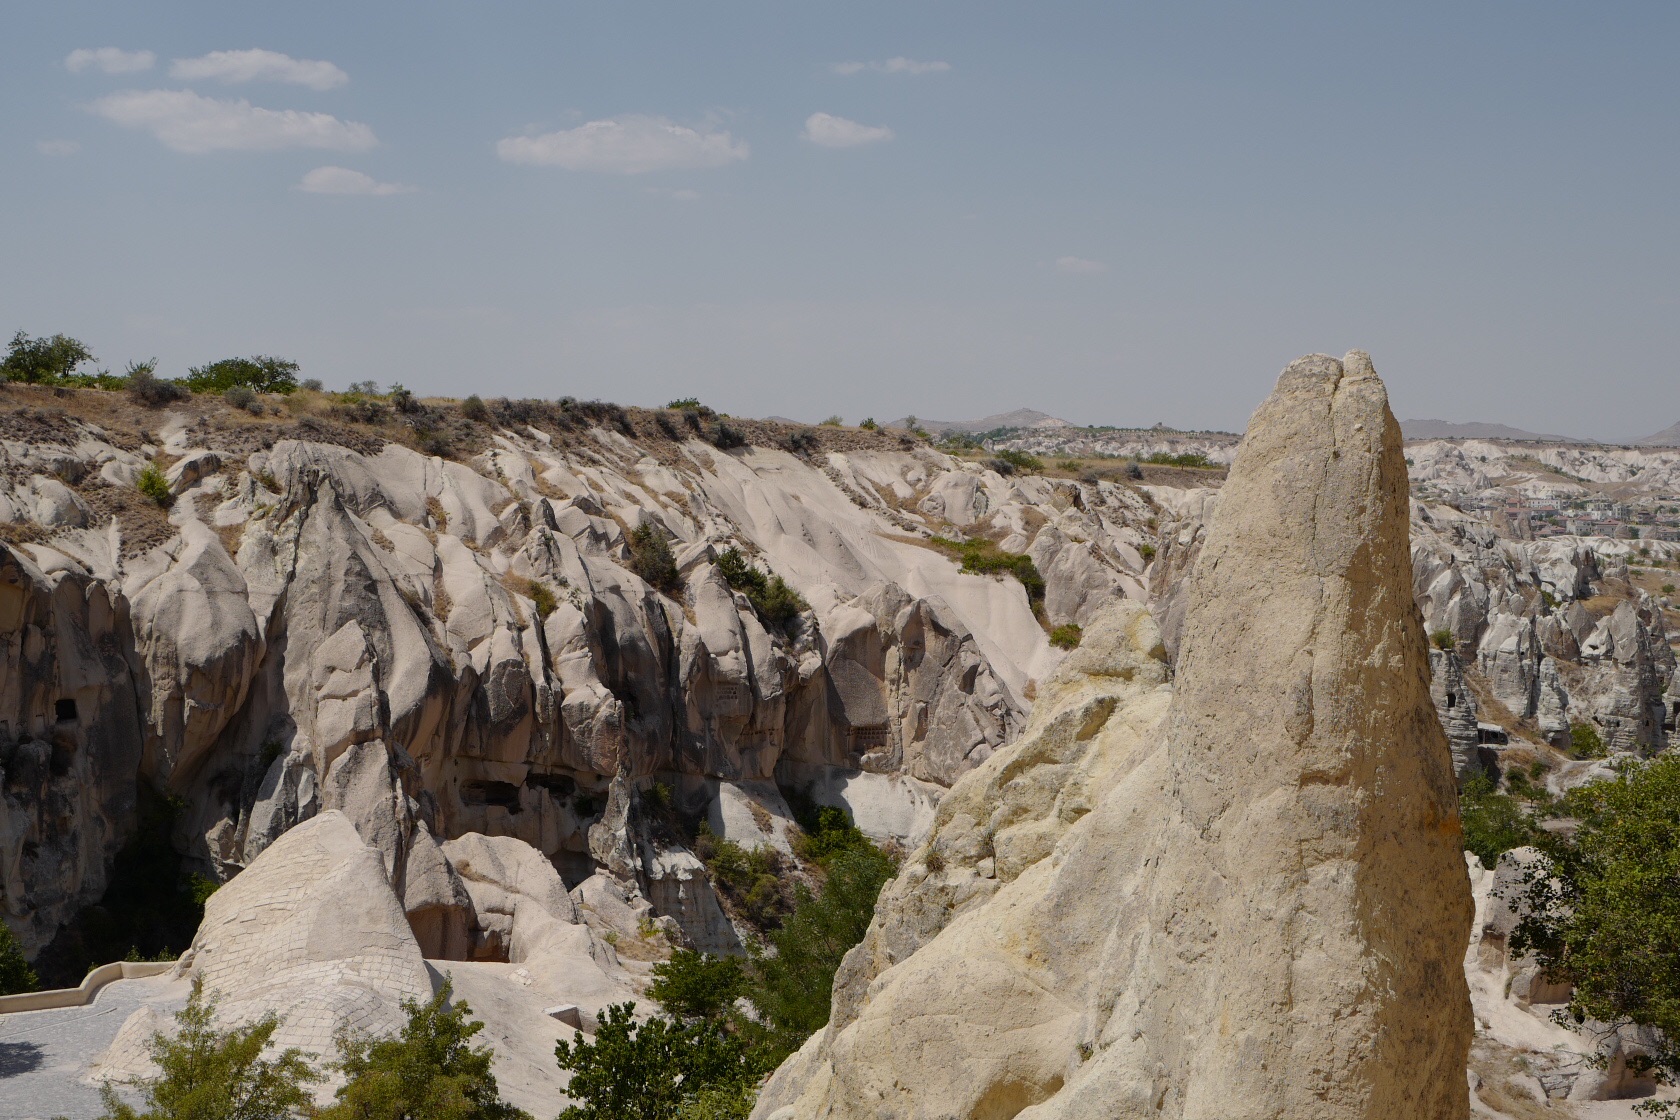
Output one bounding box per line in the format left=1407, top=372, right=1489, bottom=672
left=755, top=353, right=1474, bottom=1119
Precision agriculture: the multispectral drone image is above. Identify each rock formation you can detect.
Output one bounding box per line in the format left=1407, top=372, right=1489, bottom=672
left=754, top=352, right=1474, bottom=1119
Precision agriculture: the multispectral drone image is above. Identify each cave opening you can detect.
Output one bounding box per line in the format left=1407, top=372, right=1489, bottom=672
left=54, top=698, right=78, bottom=723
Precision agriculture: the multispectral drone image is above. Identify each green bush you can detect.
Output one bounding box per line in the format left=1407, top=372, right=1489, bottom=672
left=785, top=795, right=872, bottom=865
left=1049, top=623, right=1082, bottom=650
left=320, top=976, right=526, bottom=1120
left=648, top=951, right=745, bottom=1023
left=819, top=415, right=843, bottom=427
left=0, top=919, right=37, bottom=995
left=223, top=385, right=259, bottom=412
left=744, top=845, right=897, bottom=1065
left=528, top=583, right=558, bottom=620
left=127, top=364, right=188, bottom=407
left=1431, top=628, right=1456, bottom=651
left=1664, top=583, right=1676, bottom=595
left=555, top=1003, right=757, bottom=1120
left=1511, top=755, right=1680, bottom=1093
left=1570, top=721, right=1606, bottom=759
left=137, top=463, right=174, bottom=509
left=667, top=397, right=702, bottom=411
left=694, top=825, right=792, bottom=931
left=930, top=537, right=1044, bottom=611
left=994, top=449, right=1043, bottom=472
left=715, top=548, right=808, bottom=631
left=93, top=976, right=320, bottom=1120
left=183, top=356, right=300, bottom=395
left=1138, top=542, right=1156, bottom=561
left=859, top=418, right=878, bottom=431
left=1458, top=773, right=1538, bottom=867
left=462, top=394, right=491, bottom=422
left=1142, top=451, right=1214, bottom=469
left=628, top=524, right=683, bottom=596
left=2, top=330, right=95, bottom=384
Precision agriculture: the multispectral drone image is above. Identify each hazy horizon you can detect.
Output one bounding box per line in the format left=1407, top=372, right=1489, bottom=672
left=5, top=2, right=1678, bottom=440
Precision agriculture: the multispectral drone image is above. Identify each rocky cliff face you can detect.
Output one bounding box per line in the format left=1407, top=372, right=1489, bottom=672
left=0, top=390, right=1157, bottom=956
left=753, top=353, right=1474, bottom=1119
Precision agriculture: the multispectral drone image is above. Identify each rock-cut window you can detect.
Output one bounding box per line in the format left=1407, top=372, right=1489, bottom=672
left=55, top=698, right=78, bottom=723
left=1445, top=692, right=1456, bottom=709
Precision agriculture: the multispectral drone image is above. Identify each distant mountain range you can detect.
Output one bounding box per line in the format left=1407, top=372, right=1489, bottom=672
left=1634, top=420, right=1680, bottom=447
left=892, top=408, right=1074, bottom=434
left=1399, top=419, right=1590, bottom=443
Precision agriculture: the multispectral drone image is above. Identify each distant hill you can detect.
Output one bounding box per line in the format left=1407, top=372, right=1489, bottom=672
left=1633, top=420, right=1680, bottom=447
left=1400, top=419, right=1590, bottom=443
left=894, top=408, right=1074, bottom=434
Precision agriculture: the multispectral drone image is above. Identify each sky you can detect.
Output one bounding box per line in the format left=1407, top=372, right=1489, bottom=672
left=3, top=2, right=1678, bottom=438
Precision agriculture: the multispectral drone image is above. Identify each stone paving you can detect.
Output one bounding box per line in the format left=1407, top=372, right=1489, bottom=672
left=0, top=974, right=189, bottom=1120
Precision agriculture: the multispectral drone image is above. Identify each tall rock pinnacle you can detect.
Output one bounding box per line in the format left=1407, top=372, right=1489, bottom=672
left=752, top=352, right=1473, bottom=1120
left=1127, top=351, right=1473, bottom=1118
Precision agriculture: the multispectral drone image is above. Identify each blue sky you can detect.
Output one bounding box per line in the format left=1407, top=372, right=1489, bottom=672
left=3, top=2, right=1677, bottom=436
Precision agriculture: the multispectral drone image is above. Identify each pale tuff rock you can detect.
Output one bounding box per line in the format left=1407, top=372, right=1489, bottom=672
left=755, top=353, right=1474, bottom=1119
left=183, top=811, right=432, bottom=1056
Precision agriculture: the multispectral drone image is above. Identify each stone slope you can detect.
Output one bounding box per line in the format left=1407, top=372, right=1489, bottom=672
left=0, top=388, right=1156, bottom=959
left=754, top=352, right=1474, bottom=1119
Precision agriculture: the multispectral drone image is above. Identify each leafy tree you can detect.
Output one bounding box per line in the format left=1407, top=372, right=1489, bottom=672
left=183, top=356, right=301, bottom=395
left=1570, top=721, right=1606, bottom=759
left=1511, top=754, right=1680, bottom=1113
left=2, top=330, right=95, bottom=383
left=319, top=976, right=526, bottom=1120
left=0, top=919, right=38, bottom=995
left=627, top=524, right=682, bottom=596
left=1458, top=772, right=1538, bottom=867
left=714, top=548, right=808, bottom=631
left=93, top=976, right=320, bottom=1120
left=137, top=464, right=174, bottom=509
left=744, top=845, right=896, bottom=1064
left=648, top=951, right=745, bottom=1023
left=554, top=1003, right=755, bottom=1120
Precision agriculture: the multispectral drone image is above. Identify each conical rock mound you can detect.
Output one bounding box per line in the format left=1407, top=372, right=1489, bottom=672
left=752, top=352, right=1473, bottom=1120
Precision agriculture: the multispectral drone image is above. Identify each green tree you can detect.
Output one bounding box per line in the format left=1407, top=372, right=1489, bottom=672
left=1569, top=721, right=1606, bottom=759
left=554, top=1003, right=755, bottom=1120
left=1511, top=754, right=1680, bottom=1112
left=2, top=330, right=95, bottom=383
left=183, top=356, right=301, bottom=395
left=714, top=548, right=808, bottom=631
left=93, top=976, right=320, bottom=1120
left=627, top=524, right=682, bottom=596
left=1458, top=773, right=1538, bottom=867
left=319, top=976, right=526, bottom=1120
left=648, top=951, right=745, bottom=1023
left=744, top=845, right=896, bottom=1064
left=0, top=918, right=38, bottom=995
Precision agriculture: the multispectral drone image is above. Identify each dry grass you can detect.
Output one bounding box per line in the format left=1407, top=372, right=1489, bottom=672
left=1468, top=1038, right=1577, bottom=1119
left=425, top=495, right=448, bottom=532
left=0, top=521, right=48, bottom=547
left=214, top=522, right=245, bottom=558
left=370, top=527, right=395, bottom=553
left=432, top=569, right=453, bottom=621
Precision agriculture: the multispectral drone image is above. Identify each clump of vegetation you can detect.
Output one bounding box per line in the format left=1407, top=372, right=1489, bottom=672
left=319, top=976, right=527, bottom=1120
left=647, top=951, right=745, bottom=1023
left=136, top=463, right=174, bottom=509
left=694, top=825, right=793, bottom=931
left=995, top=449, right=1043, bottom=472
left=555, top=1002, right=757, bottom=1120
left=1510, top=755, right=1680, bottom=1106
left=819, top=415, right=843, bottom=427
left=930, top=536, right=1044, bottom=611
left=1143, top=451, right=1215, bottom=469
left=92, top=976, right=321, bottom=1120
left=183, top=355, right=300, bottom=395
left=1570, top=721, right=1606, bottom=759
left=126, top=362, right=189, bottom=407
left=1138, top=542, right=1156, bottom=561
left=1431, top=628, right=1456, bottom=651
left=2, top=329, right=96, bottom=384
left=1049, top=623, right=1082, bottom=650
left=1458, top=772, right=1539, bottom=867
left=628, top=523, right=683, bottom=597
left=715, top=547, right=808, bottom=631
left=938, top=432, right=983, bottom=453
left=781, top=428, right=819, bottom=457
left=528, top=582, right=558, bottom=620
left=1664, top=583, right=1676, bottom=595
left=0, top=920, right=38, bottom=995
left=667, top=397, right=703, bottom=411
left=1125, top=460, right=1144, bottom=480
left=462, top=394, right=491, bottom=423
left=744, top=844, right=897, bottom=1065
left=859, top=418, right=878, bottom=431
left=223, top=384, right=260, bottom=412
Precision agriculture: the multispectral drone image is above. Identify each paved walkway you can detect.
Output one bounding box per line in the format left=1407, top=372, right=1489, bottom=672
left=0, top=975, right=189, bottom=1120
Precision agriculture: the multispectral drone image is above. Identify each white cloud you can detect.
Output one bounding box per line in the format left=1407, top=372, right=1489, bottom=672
left=65, top=47, right=155, bottom=74
left=832, top=57, right=950, bottom=76
left=802, top=112, right=894, bottom=148
left=298, top=166, right=414, bottom=196
left=36, top=139, right=81, bottom=156
left=170, top=49, right=348, bottom=91
left=88, top=89, right=377, bottom=153
left=496, top=115, right=748, bottom=174
left=1055, top=256, right=1109, bottom=275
